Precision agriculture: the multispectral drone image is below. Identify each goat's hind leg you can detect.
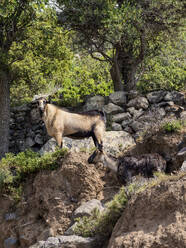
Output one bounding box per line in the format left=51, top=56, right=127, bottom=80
left=55, top=132, right=63, bottom=148
left=92, top=132, right=103, bottom=152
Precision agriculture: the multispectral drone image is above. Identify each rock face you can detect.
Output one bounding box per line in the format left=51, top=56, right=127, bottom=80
left=39, top=131, right=136, bottom=156
left=108, top=176, right=186, bottom=248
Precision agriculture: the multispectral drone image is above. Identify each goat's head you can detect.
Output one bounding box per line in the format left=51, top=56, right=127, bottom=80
left=36, top=97, right=49, bottom=112
left=88, top=149, right=105, bottom=164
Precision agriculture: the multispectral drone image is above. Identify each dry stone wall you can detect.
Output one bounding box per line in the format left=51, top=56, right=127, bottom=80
left=9, top=90, right=186, bottom=154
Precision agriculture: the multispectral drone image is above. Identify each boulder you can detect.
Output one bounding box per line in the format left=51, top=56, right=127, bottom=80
left=103, top=103, right=124, bottom=115
left=109, top=91, right=127, bottom=106
left=164, top=91, right=185, bottom=105
left=39, top=138, right=57, bottom=155
left=108, top=176, right=186, bottom=248
left=146, top=90, right=166, bottom=103
left=127, top=96, right=149, bottom=110
left=39, top=131, right=135, bottom=156
left=73, top=199, right=104, bottom=218
left=30, top=108, right=41, bottom=124
left=83, top=96, right=105, bottom=111
left=111, top=123, right=123, bottom=131
left=29, top=235, right=99, bottom=248
left=130, top=121, right=144, bottom=133
left=127, top=107, right=144, bottom=119
left=112, top=112, right=131, bottom=123
left=180, top=160, right=186, bottom=172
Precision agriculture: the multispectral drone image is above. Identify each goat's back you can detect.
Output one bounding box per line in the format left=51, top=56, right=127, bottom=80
left=117, top=153, right=166, bottom=185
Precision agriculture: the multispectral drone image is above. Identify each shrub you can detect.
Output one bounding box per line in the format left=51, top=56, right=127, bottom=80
left=0, top=148, right=68, bottom=198
left=162, top=120, right=183, bottom=133
left=74, top=186, right=130, bottom=237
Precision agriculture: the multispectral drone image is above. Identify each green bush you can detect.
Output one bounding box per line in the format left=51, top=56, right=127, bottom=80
left=137, top=32, right=186, bottom=93
left=0, top=148, right=68, bottom=195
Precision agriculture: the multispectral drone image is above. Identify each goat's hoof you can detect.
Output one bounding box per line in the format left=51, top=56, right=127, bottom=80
left=88, top=156, right=93, bottom=164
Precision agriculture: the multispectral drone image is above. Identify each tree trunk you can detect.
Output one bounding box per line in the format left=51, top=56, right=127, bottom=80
left=110, top=45, right=138, bottom=92
left=110, top=49, right=123, bottom=91
left=0, top=71, right=10, bottom=159
left=121, top=63, right=138, bottom=91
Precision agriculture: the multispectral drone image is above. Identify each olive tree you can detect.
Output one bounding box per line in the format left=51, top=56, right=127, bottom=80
left=57, top=0, right=185, bottom=91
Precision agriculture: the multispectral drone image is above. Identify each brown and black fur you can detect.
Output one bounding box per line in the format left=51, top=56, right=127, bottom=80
left=117, top=153, right=166, bottom=185
left=36, top=97, right=106, bottom=151
left=89, top=150, right=166, bottom=185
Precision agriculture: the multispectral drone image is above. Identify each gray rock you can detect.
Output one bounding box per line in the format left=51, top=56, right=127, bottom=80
left=42, top=237, right=60, bottom=247
left=26, top=137, right=35, bottom=147
left=28, top=241, right=45, bottom=248
left=84, top=96, right=105, bottom=111
left=127, top=107, right=144, bottom=119
left=74, top=199, right=104, bottom=218
left=64, top=223, right=78, bottom=236
left=127, top=97, right=149, bottom=110
left=121, top=119, right=132, bottom=128
left=127, top=90, right=139, bottom=100
left=39, top=138, right=57, bottom=155
left=16, top=116, right=25, bottom=123
left=164, top=91, right=185, bottom=105
left=157, top=101, right=174, bottom=107
left=180, top=160, right=186, bottom=172
left=35, top=134, right=44, bottom=145
left=146, top=90, right=166, bottom=103
left=58, top=235, right=98, bottom=248
left=4, top=237, right=18, bottom=248
left=112, top=112, right=131, bottom=123
left=30, top=108, right=41, bottom=124
left=180, top=111, right=186, bottom=120
left=103, top=131, right=135, bottom=155
left=103, top=103, right=124, bottom=115
left=39, top=131, right=135, bottom=156
left=5, top=212, right=17, bottom=221
left=29, top=235, right=99, bottom=248
left=11, top=104, right=30, bottom=113
left=111, top=122, right=123, bottom=131
left=130, top=121, right=144, bottom=132
left=109, top=91, right=127, bottom=106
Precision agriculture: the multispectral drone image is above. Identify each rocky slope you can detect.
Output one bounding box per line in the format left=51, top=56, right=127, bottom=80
left=0, top=128, right=186, bottom=248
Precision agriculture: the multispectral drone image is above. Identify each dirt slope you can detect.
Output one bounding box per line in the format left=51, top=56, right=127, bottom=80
left=108, top=174, right=186, bottom=248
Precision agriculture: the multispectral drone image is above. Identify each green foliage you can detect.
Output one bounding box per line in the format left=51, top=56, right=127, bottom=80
left=162, top=120, right=184, bottom=133
left=0, top=148, right=68, bottom=197
left=8, top=6, right=113, bottom=106
left=52, top=54, right=113, bottom=106
left=9, top=8, right=73, bottom=105
left=137, top=32, right=186, bottom=92
left=74, top=187, right=128, bottom=237
left=57, top=0, right=186, bottom=90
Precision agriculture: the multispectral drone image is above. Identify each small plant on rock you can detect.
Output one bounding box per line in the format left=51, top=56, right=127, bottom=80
left=162, top=120, right=183, bottom=133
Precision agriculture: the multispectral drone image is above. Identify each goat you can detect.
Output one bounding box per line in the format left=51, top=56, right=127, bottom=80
left=36, top=97, right=106, bottom=151
left=89, top=150, right=166, bottom=185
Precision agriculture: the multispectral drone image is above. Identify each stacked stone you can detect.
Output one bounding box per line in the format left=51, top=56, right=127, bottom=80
left=84, top=90, right=185, bottom=138
left=9, top=90, right=185, bottom=154
left=9, top=102, right=48, bottom=153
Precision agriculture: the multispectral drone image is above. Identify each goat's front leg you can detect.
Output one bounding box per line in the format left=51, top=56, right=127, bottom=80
left=55, top=132, right=63, bottom=148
